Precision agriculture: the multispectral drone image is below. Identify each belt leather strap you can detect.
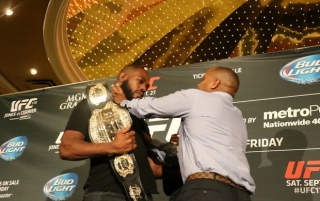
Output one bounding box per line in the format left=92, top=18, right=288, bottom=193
left=85, top=82, right=147, bottom=201
left=186, top=172, right=251, bottom=194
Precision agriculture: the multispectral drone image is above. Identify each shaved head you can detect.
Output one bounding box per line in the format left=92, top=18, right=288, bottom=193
left=210, top=67, right=239, bottom=93
left=197, top=66, right=240, bottom=97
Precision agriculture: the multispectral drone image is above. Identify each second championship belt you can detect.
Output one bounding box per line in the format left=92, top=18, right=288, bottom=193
left=86, top=82, right=148, bottom=201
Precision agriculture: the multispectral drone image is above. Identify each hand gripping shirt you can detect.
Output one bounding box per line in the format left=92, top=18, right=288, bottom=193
left=121, top=89, right=256, bottom=193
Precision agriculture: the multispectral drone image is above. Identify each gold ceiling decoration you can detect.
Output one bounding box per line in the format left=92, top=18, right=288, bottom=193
left=62, top=0, right=320, bottom=81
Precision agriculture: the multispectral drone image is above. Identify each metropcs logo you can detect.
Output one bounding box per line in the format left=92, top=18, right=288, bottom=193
left=4, top=98, right=38, bottom=120
left=263, top=105, right=320, bottom=128
left=0, top=136, right=27, bottom=161
left=43, top=173, right=78, bottom=201
left=280, top=54, right=320, bottom=84
left=263, top=105, right=320, bottom=120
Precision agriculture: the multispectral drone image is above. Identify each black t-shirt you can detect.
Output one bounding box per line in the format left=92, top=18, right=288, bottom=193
left=64, top=99, right=158, bottom=194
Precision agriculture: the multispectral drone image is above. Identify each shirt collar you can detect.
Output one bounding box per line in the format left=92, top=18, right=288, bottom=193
left=212, top=91, right=233, bottom=101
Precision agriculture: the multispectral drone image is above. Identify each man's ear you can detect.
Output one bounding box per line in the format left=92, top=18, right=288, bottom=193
left=210, top=79, right=221, bottom=89
left=118, top=72, right=127, bottom=84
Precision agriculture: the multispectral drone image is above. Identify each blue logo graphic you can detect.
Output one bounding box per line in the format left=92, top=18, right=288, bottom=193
left=0, top=136, right=27, bottom=161
left=43, top=173, right=78, bottom=201
left=280, top=54, right=320, bottom=84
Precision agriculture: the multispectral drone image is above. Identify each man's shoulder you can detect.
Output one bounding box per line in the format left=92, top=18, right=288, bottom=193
left=76, top=98, right=89, bottom=108
left=176, top=88, right=199, bottom=95
left=72, top=98, right=90, bottom=113
left=77, top=98, right=88, bottom=106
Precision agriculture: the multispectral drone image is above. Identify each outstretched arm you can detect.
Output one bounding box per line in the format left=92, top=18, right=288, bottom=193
left=112, top=83, right=194, bottom=119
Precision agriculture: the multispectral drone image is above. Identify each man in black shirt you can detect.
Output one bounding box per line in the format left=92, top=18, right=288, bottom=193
left=60, top=65, right=159, bottom=201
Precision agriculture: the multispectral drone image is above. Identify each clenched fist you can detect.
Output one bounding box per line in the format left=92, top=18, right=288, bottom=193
left=111, top=126, right=137, bottom=154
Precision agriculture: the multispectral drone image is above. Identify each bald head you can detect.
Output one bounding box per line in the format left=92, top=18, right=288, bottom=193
left=198, top=67, right=240, bottom=97
left=211, top=67, right=239, bottom=93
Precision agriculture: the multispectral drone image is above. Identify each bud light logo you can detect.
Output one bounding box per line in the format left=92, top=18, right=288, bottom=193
left=43, top=173, right=78, bottom=201
left=280, top=54, right=320, bottom=84
left=0, top=136, right=27, bottom=161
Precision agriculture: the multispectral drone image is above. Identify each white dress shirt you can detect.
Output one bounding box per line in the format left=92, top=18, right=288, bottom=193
left=121, top=89, right=256, bottom=193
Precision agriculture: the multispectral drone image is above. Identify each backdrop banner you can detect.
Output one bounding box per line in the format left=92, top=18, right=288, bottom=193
left=1, top=45, right=320, bottom=201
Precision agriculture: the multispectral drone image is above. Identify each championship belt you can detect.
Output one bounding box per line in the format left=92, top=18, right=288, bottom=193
left=86, top=82, right=148, bottom=201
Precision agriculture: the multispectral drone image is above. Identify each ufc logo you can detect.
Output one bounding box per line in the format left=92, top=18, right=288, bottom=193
left=148, top=76, right=160, bottom=90
left=10, top=98, right=38, bottom=112
left=147, top=118, right=181, bottom=142
left=285, top=160, right=320, bottom=179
